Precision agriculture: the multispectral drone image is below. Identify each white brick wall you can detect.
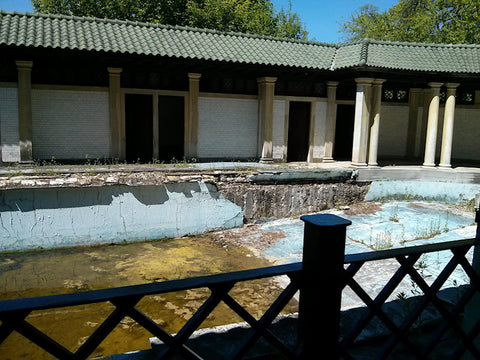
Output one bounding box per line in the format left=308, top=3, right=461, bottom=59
left=272, top=100, right=286, bottom=159
left=198, top=97, right=258, bottom=159
left=0, top=86, right=20, bottom=162
left=32, top=89, right=110, bottom=160
left=452, top=108, right=480, bottom=160
left=378, top=105, right=410, bottom=157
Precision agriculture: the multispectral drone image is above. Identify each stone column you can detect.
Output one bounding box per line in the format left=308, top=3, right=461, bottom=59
left=351, top=78, right=373, bottom=166
left=439, top=83, right=460, bottom=168
left=16, top=60, right=33, bottom=162
left=108, top=67, right=123, bottom=160
left=187, top=73, right=201, bottom=159
left=323, top=81, right=338, bottom=162
left=423, top=82, right=443, bottom=167
left=406, top=88, right=422, bottom=158
left=367, top=79, right=386, bottom=167
left=257, top=77, right=277, bottom=162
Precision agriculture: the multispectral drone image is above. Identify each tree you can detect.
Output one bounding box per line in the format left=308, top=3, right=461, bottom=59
left=341, top=0, right=480, bottom=44
left=274, top=2, right=309, bottom=40
left=32, top=0, right=309, bottom=40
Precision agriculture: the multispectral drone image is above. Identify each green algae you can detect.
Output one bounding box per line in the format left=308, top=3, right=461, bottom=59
left=0, top=235, right=297, bottom=359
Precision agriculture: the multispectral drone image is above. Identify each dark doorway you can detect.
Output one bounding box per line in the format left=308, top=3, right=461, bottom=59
left=125, top=94, right=153, bottom=162
left=287, top=101, right=311, bottom=162
left=334, top=104, right=355, bottom=160
left=158, top=96, right=185, bottom=161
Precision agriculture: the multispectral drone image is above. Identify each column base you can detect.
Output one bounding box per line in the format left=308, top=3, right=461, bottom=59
left=260, top=157, right=274, bottom=164
left=367, top=163, right=379, bottom=168
left=438, top=163, right=451, bottom=168
left=351, top=162, right=367, bottom=167
left=422, top=163, right=436, bottom=167
left=323, top=157, right=335, bottom=163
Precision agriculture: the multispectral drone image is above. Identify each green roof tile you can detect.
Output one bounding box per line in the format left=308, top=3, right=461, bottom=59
left=0, top=10, right=336, bottom=70
left=2, top=11, right=480, bottom=74
left=364, top=40, right=480, bottom=73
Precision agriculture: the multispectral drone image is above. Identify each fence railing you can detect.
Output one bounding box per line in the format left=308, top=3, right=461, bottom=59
left=1, top=211, right=480, bottom=359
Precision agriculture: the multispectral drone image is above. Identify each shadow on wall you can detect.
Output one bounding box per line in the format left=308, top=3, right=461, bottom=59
left=0, top=183, right=220, bottom=211
left=0, top=183, right=242, bottom=251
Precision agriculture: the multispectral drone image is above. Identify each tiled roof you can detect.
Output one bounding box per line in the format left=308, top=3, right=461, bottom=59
left=0, top=10, right=336, bottom=70
left=363, top=40, right=480, bottom=73
left=2, top=10, right=480, bottom=74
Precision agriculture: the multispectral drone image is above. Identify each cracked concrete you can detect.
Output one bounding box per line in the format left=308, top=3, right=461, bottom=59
left=0, top=183, right=244, bottom=252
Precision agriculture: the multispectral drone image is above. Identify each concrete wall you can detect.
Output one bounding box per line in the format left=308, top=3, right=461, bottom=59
left=32, top=89, right=110, bottom=160
left=0, top=86, right=20, bottom=162
left=0, top=182, right=243, bottom=252
left=197, top=97, right=258, bottom=159
left=220, top=180, right=368, bottom=222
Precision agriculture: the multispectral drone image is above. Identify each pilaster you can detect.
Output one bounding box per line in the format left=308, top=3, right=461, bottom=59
left=187, top=73, right=201, bottom=159
left=406, top=88, right=422, bottom=158
left=323, top=81, right=338, bottom=162
left=351, top=78, right=373, bottom=166
left=108, top=67, right=123, bottom=160
left=257, top=77, right=277, bottom=162
left=367, top=79, right=386, bottom=167
left=16, top=60, right=33, bottom=163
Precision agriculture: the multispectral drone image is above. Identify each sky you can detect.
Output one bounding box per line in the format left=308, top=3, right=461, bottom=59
left=0, top=0, right=398, bottom=43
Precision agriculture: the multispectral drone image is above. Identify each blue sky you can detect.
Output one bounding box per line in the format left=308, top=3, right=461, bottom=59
left=0, top=0, right=397, bottom=43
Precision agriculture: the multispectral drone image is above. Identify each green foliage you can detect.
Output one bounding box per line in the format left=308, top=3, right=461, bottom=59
left=341, top=0, right=480, bottom=44
left=31, top=0, right=189, bottom=24
left=32, top=0, right=308, bottom=40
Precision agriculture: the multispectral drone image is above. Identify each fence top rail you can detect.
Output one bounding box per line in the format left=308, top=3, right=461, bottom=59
left=345, top=237, right=480, bottom=264
left=1, top=235, right=478, bottom=316
left=0, top=262, right=302, bottom=314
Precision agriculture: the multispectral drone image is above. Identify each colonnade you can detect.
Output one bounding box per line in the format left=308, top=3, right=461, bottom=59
left=8, top=59, right=462, bottom=167
left=339, top=78, right=460, bottom=168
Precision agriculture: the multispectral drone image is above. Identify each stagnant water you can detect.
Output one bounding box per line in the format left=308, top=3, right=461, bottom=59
left=0, top=200, right=476, bottom=359
left=0, top=236, right=297, bottom=359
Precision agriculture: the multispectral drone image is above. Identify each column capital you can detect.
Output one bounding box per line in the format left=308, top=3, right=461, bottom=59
left=16, top=60, right=33, bottom=70
left=257, top=77, right=277, bottom=85
left=372, top=78, right=386, bottom=86
left=355, top=77, right=374, bottom=86
left=445, top=82, right=460, bottom=90
left=428, top=82, right=443, bottom=89
left=188, top=73, right=202, bottom=81
left=107, top=67, right=123, bottom=74
left=327, top=81, right=339, bottom=88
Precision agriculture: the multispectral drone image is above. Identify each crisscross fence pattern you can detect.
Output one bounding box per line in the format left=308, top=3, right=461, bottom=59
left=1, top=212, right=480, bottom=359
left=341, top=238, right=480, bottom=359
left=0, top=263, right=303, bottom=360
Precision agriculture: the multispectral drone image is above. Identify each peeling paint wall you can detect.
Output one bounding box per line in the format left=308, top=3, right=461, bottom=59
left=0, top=182, right=243, bottom=251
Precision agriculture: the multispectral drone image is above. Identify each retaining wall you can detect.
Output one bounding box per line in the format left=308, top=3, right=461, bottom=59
left=0, top=182, right=243, bottom=252
left=0, top=169, right=368, bottom=251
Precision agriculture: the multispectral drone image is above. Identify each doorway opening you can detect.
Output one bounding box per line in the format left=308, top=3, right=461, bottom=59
left=125, top=94, right=153, bottom=162
left=287, top=101, right=311, bottom=162
left=158, top=96, right=184, bottom=162
left=333, top=104, right=355, bottom=161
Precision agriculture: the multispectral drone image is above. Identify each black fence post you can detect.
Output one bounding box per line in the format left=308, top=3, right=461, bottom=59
left=297, top=213, right=351, bottom=359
